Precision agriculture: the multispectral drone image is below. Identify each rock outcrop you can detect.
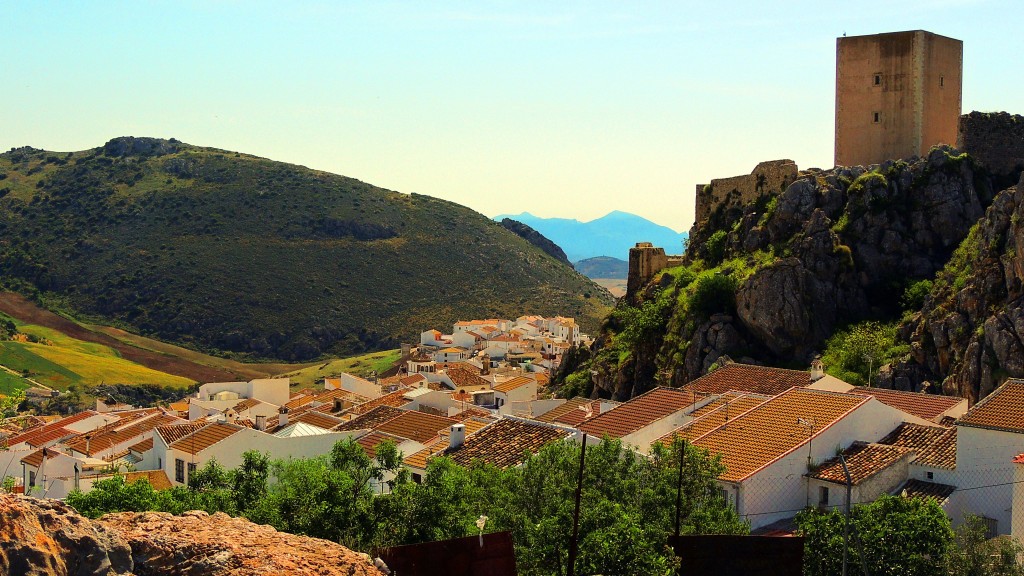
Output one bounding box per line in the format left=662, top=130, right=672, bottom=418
left=890, top=175, right=1024, bottom=402
left=500, top=218, right=573, bottom=267
left=0, top=494, right=384, bottom=576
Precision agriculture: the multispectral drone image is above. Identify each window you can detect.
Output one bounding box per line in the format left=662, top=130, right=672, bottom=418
left=873, top=112, right=881, bottom=124
left=412, top=473, right=423, bottom=484
left=29, top=471, right=36, bottom=487
left=158, top=457, right=162, bottom=469
left=926, top=471, right=934, bottom=480
left=818, top=486, right=830, bottom=508
left=873, top=74, right=881, bottom=86
left=981, top=516, right=998, bottom=539
left=175, top=458, right=185, bottom=483
left=940, top=75, right=945, bottom=87
left=187, top=462, right=197, bottom=482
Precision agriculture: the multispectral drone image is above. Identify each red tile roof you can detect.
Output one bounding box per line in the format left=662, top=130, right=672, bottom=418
left=355, top=431, right=404, bottom=459
left=692, top=388, right=869, bottom=482
left=293, top=411, right=344, bottom=431
left=657, top=394, right=769, bottom=446
left=155, top=422, right=206, bottom=445
left=168, top=423, right=243, bottom=455
left=877, top=423, right=957, bottom=470
left=1015, top=453, right=1024, bottom=465
left=445, top=367, right=490, bottom=389
left=897, top=479, right=956, bottom=504
left=808, top=442, right=914, bottom=485
left=64, top=413, right=182, bottom=456
left=683, top=363, right=811, bottom=397
left=444, top=419, right=570, bottom=469
left=334, top=406, right=405, bottom=432
left=375, top=411, right=459, bottom=444
left=6, top=411, right=101, bottom=448
left=534, top=397, right=594, bottom=424
left=957, top=380, right=1024, bottom=433
left=848, top=387, right=964, bottom=421
left=493, top=376, right=534, bottom=394
left=350, top=388, right=413, bottom=415
left=128, top=437, right=154, bottom=453
left=578, top=387, right=695, bottom=439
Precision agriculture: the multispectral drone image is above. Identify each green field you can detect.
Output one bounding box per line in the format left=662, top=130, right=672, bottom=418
left=276, top=349, right=402, bottom=389
left=0, top=314, right=195, bottom=390
left=0, top=369, right=30, bottom=396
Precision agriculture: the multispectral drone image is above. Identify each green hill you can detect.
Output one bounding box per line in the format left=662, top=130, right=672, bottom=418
left=0, top=138, right=613, bottom=361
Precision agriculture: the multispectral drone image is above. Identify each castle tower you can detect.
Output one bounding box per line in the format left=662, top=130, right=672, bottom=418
left=835, top=30, right=962, bottom=167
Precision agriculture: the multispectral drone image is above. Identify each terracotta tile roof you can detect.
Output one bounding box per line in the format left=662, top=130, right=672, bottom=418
left=376, top=411, right=459, bottom=444
left=64, top=413, right=182, bottom=456
left=534, top=397, right=593, bottom=423
left=294, top=411, right=344, bottom=431
left=124, top=470, right=173, bottom=491
left=692, top=388, right=869, bottom=483
left=403, top=440, right=447, bottom=471
left=877, top=423, right=957, bottom=470
left=128, top=437, right=154, bottom=453
left=658, top=394, right=769, bottom=446
left=452, top=406, right=493, bottom=419
left=351, top=388, right=413, bottom=415
left=155, top=422, right=206, bottom=445
left=20, top=448, right=49, bottom=468
left=683, top=363, right=811, bottom=397
left=355, top=431, right=404, bottom=459
left=957, top=380, right=1024, bottom=433
left=167, top=423, right=243, bottom=455
left=808, top=442, right=913, bottom=485
left=552, top=401, right=607, bottom=427
left=939, top=416, right=957, bottom=427
left=848, top=387, right=964, bottom=421
left=493, top=376, right=534, bottom=394
left=283, top=395, right=316, bottom=411
left=461, top=417, right=495, bottom=435
left=400, top=374, right=427, bottom=387
left=445, top=367, right=490, bottom=389
left=333, top=406, right=405, bottom=432
left=232, top=398, right=264, bottom=412
left=897, top=479, right=956, bottom=504
left=1015, top=453, right=1024, bottom=465
left=6, top=411, right=101, bottom=448
left=578, top=387, right=695, bottom=439
left=444, top=418, right=570, bottom=469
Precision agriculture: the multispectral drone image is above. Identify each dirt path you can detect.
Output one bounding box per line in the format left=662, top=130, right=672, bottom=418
left=0, top=292, right=253, bottom=383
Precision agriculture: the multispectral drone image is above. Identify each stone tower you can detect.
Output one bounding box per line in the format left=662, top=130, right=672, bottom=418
left=835, top=30, right=962, bottom=167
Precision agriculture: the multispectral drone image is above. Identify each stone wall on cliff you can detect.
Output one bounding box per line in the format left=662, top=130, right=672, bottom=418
left=958, top=111, right=1024, bottom=189
left=693, top=160, right=798, bottom=230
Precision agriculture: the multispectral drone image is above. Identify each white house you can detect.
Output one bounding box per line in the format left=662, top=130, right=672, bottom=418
left=690, top=387, right=913, bottom=530
left=492, top=376, right=538, bottom=415
left=190, top=378, right=291, bottom=419
left=1012, top=454, right=1024, bottom=542
left=948, top=380, right=1024, bottom=535
left=806, top=442, right=916, bottom=511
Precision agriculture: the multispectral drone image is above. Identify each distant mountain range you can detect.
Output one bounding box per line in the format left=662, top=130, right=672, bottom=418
left=574, top=256, right=628, bottom=279
left=494, top=211, right=688, bottom=262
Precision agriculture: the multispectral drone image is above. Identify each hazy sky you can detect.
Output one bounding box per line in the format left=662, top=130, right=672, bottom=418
left=4, top=1, right=1021, bottom=231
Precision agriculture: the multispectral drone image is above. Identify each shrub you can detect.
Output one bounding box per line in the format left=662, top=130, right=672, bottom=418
left=689, top=273, right=737, bottom=317
left=705, top=230, right=728, bottom=265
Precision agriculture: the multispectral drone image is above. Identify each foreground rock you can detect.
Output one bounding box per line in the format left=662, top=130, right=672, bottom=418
left=0, top=494, right=384, bottom=576
left=0, top=494, right=132, bottom=576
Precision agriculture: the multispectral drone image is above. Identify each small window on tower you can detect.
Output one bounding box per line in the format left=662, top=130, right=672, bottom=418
left=873, top=112, right=881, bottom=123
left=940, top=76, right=945, bottom=87
left=874, top=74, right=882, bottom=86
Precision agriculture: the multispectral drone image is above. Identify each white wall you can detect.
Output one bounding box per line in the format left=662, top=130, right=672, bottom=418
left=338, top=373, right=382, bottom=399
left=163, top=428, right=361, bottom=486
left=951, top=425, right=1024, bottom=534
left=1013, top=462, right=1024, bottom=543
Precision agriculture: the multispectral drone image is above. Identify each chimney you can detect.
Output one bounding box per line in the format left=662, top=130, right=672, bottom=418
left=449, top=423, right=466, bottom=450
left=810, top=356, right=824, bottom=382
left=278, top=406, right=289, bottom=428
left=255, top=415, right=266, bottom=431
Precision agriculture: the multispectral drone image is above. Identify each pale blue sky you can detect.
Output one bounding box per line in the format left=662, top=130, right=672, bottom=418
left=4, top=1, right=1021, bottom=231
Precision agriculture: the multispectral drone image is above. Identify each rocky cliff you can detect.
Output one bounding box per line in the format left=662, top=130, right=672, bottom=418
left=567, top=146, right=1004, bottom=401
left=0, top=494, right=385, bottom=576
left=499, top=218, right=573, bottom=267
left=889, top=175, right=1024, bottom=403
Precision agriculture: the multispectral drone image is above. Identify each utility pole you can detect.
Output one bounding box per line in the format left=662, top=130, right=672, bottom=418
left=567, top=433, right=587, bottom=576
left=841, top=454, right=852, bottom=576
left=674, top=438, right=687, bottom=539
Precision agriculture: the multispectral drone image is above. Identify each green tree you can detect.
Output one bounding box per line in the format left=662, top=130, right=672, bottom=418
left=945, top=515, right=1024, bottom=576
left=797, top=495, right=953, bottom=576
left=66, top=475, right=159, bottom=518
left=821, top=321, right=909, bottom=386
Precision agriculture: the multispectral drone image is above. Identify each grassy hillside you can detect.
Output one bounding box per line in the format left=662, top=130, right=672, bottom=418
left=0, top=139, right=613, bottom=361
left=276, top=349, right=403, bottom=389
left=0, top=312, right=194, bottom=390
